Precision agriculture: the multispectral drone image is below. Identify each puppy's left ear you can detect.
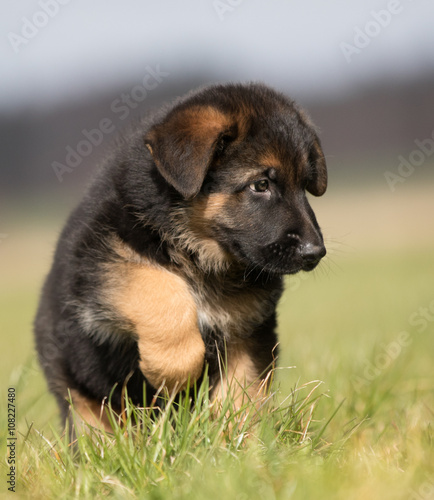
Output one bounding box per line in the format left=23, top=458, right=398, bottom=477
left=306, top=139, right=327, bottom=197
left=144, top=105, right=232, bottom=199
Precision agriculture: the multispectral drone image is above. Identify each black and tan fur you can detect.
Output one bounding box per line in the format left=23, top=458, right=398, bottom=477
left=34, top=83, right=327, bottom=430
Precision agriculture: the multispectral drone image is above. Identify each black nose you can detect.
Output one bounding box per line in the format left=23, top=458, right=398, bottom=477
left=299, top=242, right=326, bottom=266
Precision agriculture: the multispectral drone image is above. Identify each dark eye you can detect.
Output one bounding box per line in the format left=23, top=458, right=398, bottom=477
left=249, top=179, right=269, bottom=193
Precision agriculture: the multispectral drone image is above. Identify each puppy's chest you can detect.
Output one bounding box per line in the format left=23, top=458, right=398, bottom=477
left=101, top=249, right=278, bottom=342
left=191, top=280, right=275, bottom=339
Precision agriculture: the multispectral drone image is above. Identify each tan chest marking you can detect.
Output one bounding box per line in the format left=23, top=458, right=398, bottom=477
left=108, top=259, right=205, bottom=393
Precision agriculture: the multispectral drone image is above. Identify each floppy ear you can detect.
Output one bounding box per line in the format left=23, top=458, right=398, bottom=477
left=306, top=139, right=327, bottom=197
left=144, top=105, right=232, bottom=199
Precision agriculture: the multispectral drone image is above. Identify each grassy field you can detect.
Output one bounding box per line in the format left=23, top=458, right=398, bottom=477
left=1, top=185, right=433, bottom=499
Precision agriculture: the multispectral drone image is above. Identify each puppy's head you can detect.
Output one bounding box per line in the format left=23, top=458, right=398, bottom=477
left=145, top=83, right=327, bottom=275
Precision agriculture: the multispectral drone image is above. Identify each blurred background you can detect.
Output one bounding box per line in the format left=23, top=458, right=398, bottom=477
left=1, top=0, right=433, bottom=427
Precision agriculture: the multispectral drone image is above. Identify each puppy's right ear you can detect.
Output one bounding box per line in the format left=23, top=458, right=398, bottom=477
left=145, top=105, right=233, bottom=199
left=306, top=139, right=327, bottom=197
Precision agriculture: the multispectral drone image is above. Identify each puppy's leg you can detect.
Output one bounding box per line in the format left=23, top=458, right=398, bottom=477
left=112, top=262, right=205, bottom=394
left=210, top=343, right=271, bottom=412
left=210, top=312, right=278, bottom=421
left=69, top=389, right=113, bottom=434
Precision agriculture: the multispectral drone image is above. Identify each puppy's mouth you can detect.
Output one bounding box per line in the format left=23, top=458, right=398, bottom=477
left=229, top=237, right=326, bottom=276
left=265, top=238, right=326, bottom=274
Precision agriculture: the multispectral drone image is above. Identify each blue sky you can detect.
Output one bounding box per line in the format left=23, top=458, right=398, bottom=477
left=2, top=0, right=434, bottom=111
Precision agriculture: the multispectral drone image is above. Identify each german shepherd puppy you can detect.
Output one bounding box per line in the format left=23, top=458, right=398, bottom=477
left=34, top=83, right=327, bottom=431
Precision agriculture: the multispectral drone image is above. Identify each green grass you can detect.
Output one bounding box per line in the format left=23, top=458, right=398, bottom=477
left=1, top=221, right=434, bottom=499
